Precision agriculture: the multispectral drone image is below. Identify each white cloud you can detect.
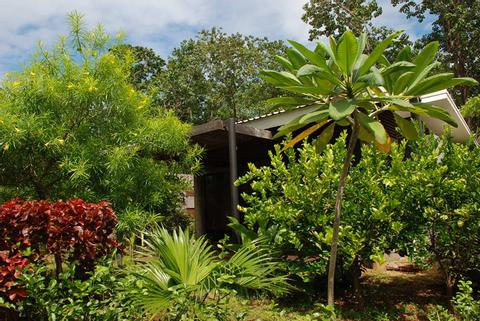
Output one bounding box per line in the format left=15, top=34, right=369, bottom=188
left=0, top=0, right=432, bottom=76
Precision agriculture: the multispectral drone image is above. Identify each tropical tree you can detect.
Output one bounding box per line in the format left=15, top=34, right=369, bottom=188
left=155, top=27, right=287, bottom=124
left=260, top=30, right=477, bottom=307
left=0, top=13, right=201, bottom=226
left=133, top=228, right=289, bottom=320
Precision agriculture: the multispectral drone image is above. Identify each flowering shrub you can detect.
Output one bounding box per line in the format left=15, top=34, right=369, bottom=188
left=0, top=198, right=121, bottom=303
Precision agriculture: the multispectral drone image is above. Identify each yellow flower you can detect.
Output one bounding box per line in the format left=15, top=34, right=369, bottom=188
left=57, top=139, right=65, bottom=145
left=2, top=143, right=9, bottom=151
left=30, top=72, right=36, bottom=76
left=67, top=83, right=74, bottom=89
left=88, top=86, right=98, bottom=92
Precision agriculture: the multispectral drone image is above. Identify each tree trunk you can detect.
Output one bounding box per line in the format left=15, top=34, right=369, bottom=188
left=352, top=255, right=363, bottom=305
left=327, top=116, right=360, bottom=310
left=54, top=253, right=63, bottom=278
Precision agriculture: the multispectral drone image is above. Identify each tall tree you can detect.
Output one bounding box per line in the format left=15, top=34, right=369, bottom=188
left=301, top=0, right=412, bottom=60
left=392, top=0, right=480, bottom=103
left=302, top=0, right=383, bottom=40
left=156, top=28, right=288, bottom=124
left=261, top=30, right=477, bottom=309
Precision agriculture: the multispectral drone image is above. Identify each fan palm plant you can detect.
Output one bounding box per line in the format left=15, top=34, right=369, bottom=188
left=133, top=227, right=289, bottom=319
left=260, top=30, right=478, bottom=308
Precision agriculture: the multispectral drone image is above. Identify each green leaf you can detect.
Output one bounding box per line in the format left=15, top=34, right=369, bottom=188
left=287, top=48, right=307, bottom=69
left=336, top=30, right=358, bottom=75
left=358, top=31, right=402, bottom=76
left=280, top=85, right=332, bottom=96
left=299, top=108, right=329, bottom=124
left=266, top=96, right=316, bottom=109
left=413, top=41, right=439, bottom=73
left=329, top=99, right=356, bottom=121
left=381, top=61, right=416, bottom=76
left=288, top=40, right=329, bottom=70
left=409, top=75, right=478, bottom=96
left=275, top=55, right=295, bottom=73
left=318, top=41, right=336, bottom=64
left=261, top=70, right=302, bottom=86
left=414, top=103, right=458, bottom=127
left=355, top=33, right=367, bottom=65
left=314, top=123, right=335, bottom=153
left=394, top=71, right=414, bottom=94
left=358, top=112, right=387, bottom=144
left=297, top=64, right=324, bottom=77
left=407, top=61, right=441, bottom=91
left=393, top=114, right=418, bottom=140
left=395, top=45, right=412, bottom=62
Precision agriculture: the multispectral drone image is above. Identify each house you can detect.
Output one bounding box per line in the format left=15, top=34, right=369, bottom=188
left=189, top=90, right=472, bottom=240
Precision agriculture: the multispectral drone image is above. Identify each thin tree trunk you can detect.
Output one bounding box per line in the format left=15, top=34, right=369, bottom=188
left=327, top=115, right=360, bottom=309
left=54, top=253, right=63, bottom=278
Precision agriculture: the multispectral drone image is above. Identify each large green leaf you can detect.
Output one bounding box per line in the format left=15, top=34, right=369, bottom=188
left=288, top=40, right=329, bottom=70
left=261, top=70, right=302, bottom=86
left=395, top=45, right=412, bottom=62
left=413, top=41, right=439, bottom=73
left=299, top=108, right=329, bottom=124
left=409, top=75, right=478, bottom=96
left=297, top=64, right=324, bottom=77
left=358, top=31, right=402, bottom=77
left=266, top=96, right=317, bottom=110
left=336, top=30, right=358, bottom=75
left=318, top=41, right=336, bottom=64
left=275, top=55, right=295, bottom=73
left=358, top=112, right=387, bottom=144
left=393, top=71, right=415, bottom=94
left=393, top=114, right=418, bottom=140
left=414, top=103, right=458, bottom=127
left=329, top=99, right=356, bottom=121
left=287, top=48, right=307, bottom=69
left=282, top=121, right=328, bottom=150
left=381, top=61, right=416, bottom=76
left=280, top=85, right=332, bottom=96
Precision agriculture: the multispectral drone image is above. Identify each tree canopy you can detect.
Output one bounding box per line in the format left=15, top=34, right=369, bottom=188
left=118, top=28, right=288, bottom=124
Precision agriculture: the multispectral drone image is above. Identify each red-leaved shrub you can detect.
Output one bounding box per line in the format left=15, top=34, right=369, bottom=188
left=0, top=198, right=121, bottom=302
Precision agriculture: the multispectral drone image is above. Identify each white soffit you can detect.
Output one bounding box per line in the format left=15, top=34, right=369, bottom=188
left=241, top=90, right=471, bottom=143
left=420, top=90, right=471, bottom=143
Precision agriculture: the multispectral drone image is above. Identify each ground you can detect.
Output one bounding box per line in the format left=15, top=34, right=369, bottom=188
left=230, top=267, right=449, bottom=321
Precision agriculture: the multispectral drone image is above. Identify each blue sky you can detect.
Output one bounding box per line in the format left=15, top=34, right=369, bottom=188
left=0, top=0, right=434, bottom=76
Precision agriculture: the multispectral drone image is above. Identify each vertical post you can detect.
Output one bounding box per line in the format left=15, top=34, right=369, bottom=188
left=194, top=176, right=206, bottom=237
left=226, top=118, right=240, bottom=222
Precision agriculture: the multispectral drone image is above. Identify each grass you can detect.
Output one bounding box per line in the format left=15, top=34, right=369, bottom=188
left=226, top=267, right=449, bottom=321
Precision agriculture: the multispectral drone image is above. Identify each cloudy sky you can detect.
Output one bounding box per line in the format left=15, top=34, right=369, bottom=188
left=0, top=0, right=433, bottom=76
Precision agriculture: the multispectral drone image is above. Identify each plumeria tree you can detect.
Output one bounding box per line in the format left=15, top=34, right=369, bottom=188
left=261, top=30, right=477, bottom=307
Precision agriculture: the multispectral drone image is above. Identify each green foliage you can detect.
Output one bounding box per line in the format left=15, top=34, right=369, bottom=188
left=155, top=27, right=288, bottom=124
left=453, top=280, right=480, bottom=320
left=0, top=13, right=201, bottom=226
left=462, top=94, right=480, bottom=135
left=15, top=259, right=146, bottom=321
left=237, top=136, right=410, bottom=284
left=302, top=0, right=383, bottom=40
left=392, top=0, right=480, bottom=103
left=133, top=227, right=290, bottom=320
left=391, top=135, right=480, bottom=289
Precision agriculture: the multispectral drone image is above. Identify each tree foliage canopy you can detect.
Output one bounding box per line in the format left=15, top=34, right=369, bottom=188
left=123, top=28, right=288, bottom=124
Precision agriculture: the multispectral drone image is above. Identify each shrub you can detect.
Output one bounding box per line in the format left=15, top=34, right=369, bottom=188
left=0, top=198, right=121, bottom=303
left=133, top=227, right=290, bottom=320
left=15, top=259, right=146, bottom=321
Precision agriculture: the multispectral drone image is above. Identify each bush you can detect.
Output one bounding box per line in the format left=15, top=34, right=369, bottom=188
left=237, top=135, right=409, bottom=286
left=15, top=259, right=145, bottom=321
left=0, top=198, right=121, bottom=304
left=133, top=227, right=290, bottom=320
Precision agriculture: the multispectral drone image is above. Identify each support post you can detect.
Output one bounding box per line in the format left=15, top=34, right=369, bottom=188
left=226, top=118, right=240, bottom=223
